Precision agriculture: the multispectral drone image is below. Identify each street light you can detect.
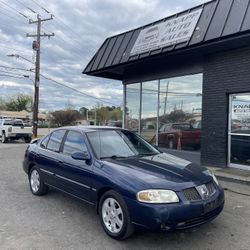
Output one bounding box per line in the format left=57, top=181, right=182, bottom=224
left=7, top=54, right=34, bottom=64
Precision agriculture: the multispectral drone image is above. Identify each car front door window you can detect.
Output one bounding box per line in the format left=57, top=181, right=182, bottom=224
left=62, top=131, right=87, bottom=156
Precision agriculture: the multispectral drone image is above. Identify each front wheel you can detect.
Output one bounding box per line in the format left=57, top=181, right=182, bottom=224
left=29, top=167, right=48, bottom=196
left=1, top=132, right=8, bottom=143
left=99, top=190, right=134, bottom=240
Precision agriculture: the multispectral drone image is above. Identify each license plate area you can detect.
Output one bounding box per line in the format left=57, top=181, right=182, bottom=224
left=203, top=199, right=218, bottom=214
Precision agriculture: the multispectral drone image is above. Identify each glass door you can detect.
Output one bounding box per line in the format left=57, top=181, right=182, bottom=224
left=229, top=93, right=250, bottom=170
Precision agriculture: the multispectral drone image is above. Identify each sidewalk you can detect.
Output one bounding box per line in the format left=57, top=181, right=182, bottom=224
left=208, top=166, right=250, bottom=186
left=161, top=148, right=250, bottom=186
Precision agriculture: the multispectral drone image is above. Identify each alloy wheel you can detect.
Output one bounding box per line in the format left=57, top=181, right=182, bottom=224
left=30, top=169, right=40, bottom=193
left=101, top=197, right=124, bottom=234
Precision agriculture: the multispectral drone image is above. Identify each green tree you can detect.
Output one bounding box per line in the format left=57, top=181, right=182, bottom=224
left=51, top=109, right=81, bottom=126
left=4, top=94, right=33, bottom=112
left=0, top=97, right=6, bottom=110
left=161, top=110, right=188, bottom=123
left=79, top=107, right=88, bottom=119
left=88, top=105, right=122, bottom=124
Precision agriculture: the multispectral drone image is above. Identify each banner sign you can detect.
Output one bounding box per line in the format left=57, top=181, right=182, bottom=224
left=130, top=8, right=203, bottom=55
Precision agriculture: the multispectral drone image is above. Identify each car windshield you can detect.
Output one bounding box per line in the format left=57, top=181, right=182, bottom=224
left=3, top=120, right=12, bottom=125
left=86, top=130, right=160, bottom=159
left=13, top=120, right=23, bottom=126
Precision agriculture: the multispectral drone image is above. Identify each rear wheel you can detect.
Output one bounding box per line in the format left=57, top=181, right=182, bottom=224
left=99, top=190, right=134, bottom=240
left=29, top=167, right=48, bottom=196
left=25, top=137, right=32, bottom=143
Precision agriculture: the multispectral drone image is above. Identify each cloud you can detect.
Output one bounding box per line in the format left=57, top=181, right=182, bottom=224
left=0, top=0, right=205, bottom=111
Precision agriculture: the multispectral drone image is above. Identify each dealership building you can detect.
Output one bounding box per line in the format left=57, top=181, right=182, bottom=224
left=84, top=0, right=250, bottom=171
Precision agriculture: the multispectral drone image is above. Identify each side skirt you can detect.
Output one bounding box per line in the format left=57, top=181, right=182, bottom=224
left=45, top=183, right=96, bottom=206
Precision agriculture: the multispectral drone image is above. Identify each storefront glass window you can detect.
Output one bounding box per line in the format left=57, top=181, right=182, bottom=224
left=125, top=83, right=140, bottom=132
left=158, top=74, right=202, bottom=151
left=141, top=80, right=158, bottom=142
left=125, top=74, right=203, bottom=152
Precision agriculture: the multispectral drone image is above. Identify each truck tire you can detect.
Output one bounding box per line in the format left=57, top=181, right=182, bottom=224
left=168, top=138, right=175, bottom=149
left=25, top=137, right=32, bottom=143
left=1, top=132, right=8, bottom=143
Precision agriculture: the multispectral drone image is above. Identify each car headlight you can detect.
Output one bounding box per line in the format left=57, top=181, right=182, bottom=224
left=137, top=189, right=179, bottom=204
left=203, top=170, right=219, bottom=185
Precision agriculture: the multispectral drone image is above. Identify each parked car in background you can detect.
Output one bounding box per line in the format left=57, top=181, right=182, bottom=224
left=107, top=120, right=122, bottom=128
left=0, top=118, right=32, bottom=143
left=23, top=126, right=224, bottom=240
left=158, top=122, right=201, bottom=150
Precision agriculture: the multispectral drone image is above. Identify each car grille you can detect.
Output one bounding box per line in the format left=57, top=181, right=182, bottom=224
left=183, top=181, right=216, bottom=202
left=183, top=188, right=201, bottom=201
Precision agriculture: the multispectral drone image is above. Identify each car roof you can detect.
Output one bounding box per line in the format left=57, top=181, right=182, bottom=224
left=53, top=126, right=125, bottom=133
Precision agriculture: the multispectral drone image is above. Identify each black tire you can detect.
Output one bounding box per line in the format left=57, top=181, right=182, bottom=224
left=1, top=132, right=8, bottom=143
left=25, top=137, right=32, bottom=143
left=99, top=190, right=134, bottom=240
left=29, top=167, right=48, bottom=196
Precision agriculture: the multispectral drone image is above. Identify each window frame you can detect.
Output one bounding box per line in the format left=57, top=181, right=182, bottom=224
left=40, top=134, right=51, bottom=149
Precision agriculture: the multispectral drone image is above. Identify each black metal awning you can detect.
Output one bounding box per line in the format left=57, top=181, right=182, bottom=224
left=83, top=0, right=250, bottom=80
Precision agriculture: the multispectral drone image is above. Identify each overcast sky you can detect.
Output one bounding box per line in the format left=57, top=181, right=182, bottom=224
left=0, top=0, right=205, bottom=112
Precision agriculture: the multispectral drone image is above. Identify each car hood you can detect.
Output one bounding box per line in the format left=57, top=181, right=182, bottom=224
left=101, top=153, right=211, bottom=191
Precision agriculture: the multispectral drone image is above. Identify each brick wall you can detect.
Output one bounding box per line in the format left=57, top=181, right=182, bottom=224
left=201, top=46, right=250, bottom=167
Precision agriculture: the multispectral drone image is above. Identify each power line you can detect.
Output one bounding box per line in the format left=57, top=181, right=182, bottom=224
left=0, top=64, right=119, bottom=106
left=0, top=0, right=28, bottom=19
left=27, top=0, right=87, bottom=50
left=0, top=65, right=33, bottom=72
left=0, top=45, right=31, bottom=55
left=15, top=0, right=36, bottom=14
left=0, top=70, right=30, bottom=77
left=0, top=73, right=30, bottom=80
left=29, top=0, right=50, bottom=14
left=0, top=8, right=27, bottom=25
left=38, top=73, right=118, bottom=106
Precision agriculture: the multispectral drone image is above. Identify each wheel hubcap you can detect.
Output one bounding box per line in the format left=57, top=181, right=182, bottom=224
left=30, top=170, right=40, bottom=192
left=102, top=198, right=124, bottom=234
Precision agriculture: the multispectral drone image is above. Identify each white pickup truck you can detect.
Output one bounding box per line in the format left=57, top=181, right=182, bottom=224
left=0, top=119, right=33, bottom=143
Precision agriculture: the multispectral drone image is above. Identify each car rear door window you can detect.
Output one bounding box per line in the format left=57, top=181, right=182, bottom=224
left=47, top=130, right=66, bottom=152
left=62, top=131, right=87, bottom=156
left=40, top=135, right=50, bottom=149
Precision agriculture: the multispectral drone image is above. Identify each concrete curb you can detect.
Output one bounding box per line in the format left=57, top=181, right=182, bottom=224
left=215, top=173, right=250, bottom=186
left=208, top=167, right=250, bottom=186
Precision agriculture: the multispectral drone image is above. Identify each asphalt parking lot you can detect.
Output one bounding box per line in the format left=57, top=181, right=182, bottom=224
left=0, top=142, right=250, bottom=250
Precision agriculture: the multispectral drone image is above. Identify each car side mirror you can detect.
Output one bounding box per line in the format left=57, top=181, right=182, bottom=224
left=71, top=151, right=91, bottom=161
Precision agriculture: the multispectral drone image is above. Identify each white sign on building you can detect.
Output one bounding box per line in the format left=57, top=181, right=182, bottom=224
left=130, top=8, right=203, bottom=55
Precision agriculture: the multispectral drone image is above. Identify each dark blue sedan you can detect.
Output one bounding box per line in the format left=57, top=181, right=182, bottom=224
left=23, top=126, right=224, bottom=240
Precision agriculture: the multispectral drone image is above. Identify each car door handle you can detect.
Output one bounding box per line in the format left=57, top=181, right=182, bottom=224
left=57, top=160, right=63, bottom=165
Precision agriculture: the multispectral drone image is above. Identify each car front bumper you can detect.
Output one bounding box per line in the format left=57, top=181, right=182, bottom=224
left=124, top=185, right=225, bottom=231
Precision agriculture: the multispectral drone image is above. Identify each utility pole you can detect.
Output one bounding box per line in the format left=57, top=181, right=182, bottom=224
left=26, top=14, right=54, bottom=138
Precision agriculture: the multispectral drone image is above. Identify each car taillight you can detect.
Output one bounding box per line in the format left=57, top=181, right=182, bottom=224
left=8, top=127, right=12, bottom=132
